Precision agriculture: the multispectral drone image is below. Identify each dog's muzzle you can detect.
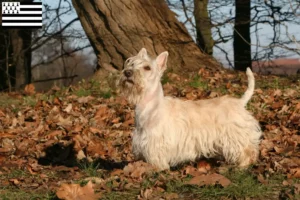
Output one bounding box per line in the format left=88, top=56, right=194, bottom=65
left=124, top=70, right=133, bottom=78
left=122, top=70, right=134, bottom=85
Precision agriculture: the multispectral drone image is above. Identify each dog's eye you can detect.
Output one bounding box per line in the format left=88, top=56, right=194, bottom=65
left=144, top=66, right=151, bottom=71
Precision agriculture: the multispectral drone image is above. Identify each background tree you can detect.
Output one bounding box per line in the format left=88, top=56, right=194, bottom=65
left=169, top=0, right=300, bottom=71
left=0, top=0, right=92, bottom=91
left=71, top=0, right=219, bottom=73
left=233, top=0, right=251, bottom=71
left=11, top=29, right=33, bottom=89
left=194, top=0, right=213, bottom=55
left=0, top=0, right=33, bottom=91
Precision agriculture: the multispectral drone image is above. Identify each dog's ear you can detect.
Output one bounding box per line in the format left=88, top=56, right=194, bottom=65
left=137, top=48, right=148, bottom=58
left=156, top=51, right=168, bottom=72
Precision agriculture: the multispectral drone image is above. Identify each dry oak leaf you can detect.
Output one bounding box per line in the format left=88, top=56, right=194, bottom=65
left=197, top=160, right=212, bottom=174
left=123, top=161, right=156, bottom=179
left=56, top=181, right=101, bottom=200
left=24, top=83, right=35, bottom=95
left=294, top=184, right=300, bottom=195
left=288, top=168, right=300, bottom=179
left=187, top=173, right=231, bottom=187
left=0, top=110, right=5, bottom=117
left=77, top=96, right=95, bottom=104
left=184, top=166, right=206, bottom=177
left=64, top=104, right=73, bottom=113
left=93, top=106, right=111, bottom=126
left=139, top=188, right=153, bottom=200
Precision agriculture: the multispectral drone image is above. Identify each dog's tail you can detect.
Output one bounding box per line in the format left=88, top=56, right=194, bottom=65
left=241, top=67, right=255, bottom=106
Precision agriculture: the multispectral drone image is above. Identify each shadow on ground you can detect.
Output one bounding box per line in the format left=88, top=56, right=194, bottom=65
left=38, top=141, right=128, bottom=170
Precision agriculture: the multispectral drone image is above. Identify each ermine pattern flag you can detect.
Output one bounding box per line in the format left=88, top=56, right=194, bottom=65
left=1, top=2, right=42, bottom=28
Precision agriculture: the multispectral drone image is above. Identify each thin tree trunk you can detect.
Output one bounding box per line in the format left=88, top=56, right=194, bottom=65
left=72, top=0, right=219, bottom=73
left=5, top=34, right=11, bottom=92
left=234, top=0, right=251, bottom=71
left=0, top=13, right=8, bottom=90
left=194, top=0, right=213, bottom=55
left=10, top=29, right=32, bottom=89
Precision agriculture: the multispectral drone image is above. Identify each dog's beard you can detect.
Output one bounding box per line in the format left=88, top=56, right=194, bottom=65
left=118, top=75, right=144, bottom=105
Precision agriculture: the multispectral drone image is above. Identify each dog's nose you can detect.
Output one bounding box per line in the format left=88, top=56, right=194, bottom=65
left=124, top=70, right=133, bottom=78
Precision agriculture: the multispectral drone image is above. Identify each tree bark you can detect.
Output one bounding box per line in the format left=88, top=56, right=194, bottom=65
left=0, top=9, right=8, bottom=90
left=234, top=0, right=251, bottom=71
left=194, top=0, right=213, bottom=55
left=0, top=31, right=7, bottom=91
left=10, top=29, right=32, bottom=89
left=71, top=0, right=219, bottom=72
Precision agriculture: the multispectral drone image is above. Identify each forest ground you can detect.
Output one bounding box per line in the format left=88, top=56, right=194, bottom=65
left=0, top=66, right=299, bottom=200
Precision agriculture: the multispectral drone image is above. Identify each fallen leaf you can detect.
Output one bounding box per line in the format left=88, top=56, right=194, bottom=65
left=9, top=178, right=20, bottom=186
left=140, top=188, right=153, bottom=199
left=273, top=89, right=282, bottom=97
left=197, top=160, right=211, bottom=174
left=288, top=168, right=300, bottom=179
left=184, top=166, right=205, bottom=177
left=122, top=118, right=134, bottom=127
left=64, top=104, right=73, bottom=113
left=209, top=91, right=219, bottom=98
left=77, top=96, right=95, bottom=104
left=257, top=174, right=268, bottom=185
left=294, top=184, right=300, bottom=195
left=53, top=97, right=62, bottom=105
left=84, top=177, right=104, bottom=184
left=123, top=161, right=155, bottom=179
left=282, top=180, right=290, bottom=186
left=45, top=130, right=64, bottom=139
left=56, top=181, right=101, bottom=200
left=274, top=146, right=285, bottom=154
left=27, top=165, right=38, bottom=175
left=77, top=150, right=86, bottom=160
left=24, top=84, right=35, bottom=95
left=186, top=92, right=197, bottom=100
left=164, top=192, right=179, bottom=200
left=0, top=138, right=15, bottom=153
left=187, top=173, right=231, bottom=187
left=110, top=169, right=124, bottom=176
left=271, top=101, right=284, bottom=110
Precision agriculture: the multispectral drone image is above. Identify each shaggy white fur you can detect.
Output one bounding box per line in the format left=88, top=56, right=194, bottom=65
left=119, top=48, right=262, bottom=170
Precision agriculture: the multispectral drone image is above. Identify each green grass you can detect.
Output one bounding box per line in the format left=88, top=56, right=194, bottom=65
left=164, top=169, right=270, bottom=199
left=100, top=90, right=112, bottom=99
left=0, top=169, right=60, bottom=200
left=0, top=94, right=36, bottom=108
left=1, top=169, right=32, bottom=179
left=161, top=74, right=170, bottom=85
left=102, top=191, right=138, bottom=200
left=256, top=76, right=294, bottom=90
left=0, top=190, right=57, bottom=200
left=79, top=162, right=103, bottom=177
left=0, top=93, right=21, bottom=108
left=22, top=96, right=37, bottom=107
left=74, top=88, right=92, bottom=97
left=95, top=169, right=280, bottom=200
left=189, top=75, right=208, bottom=90
left=74, top=79, right=113, bottom=98
left=215, top=85, right=228, bottom=95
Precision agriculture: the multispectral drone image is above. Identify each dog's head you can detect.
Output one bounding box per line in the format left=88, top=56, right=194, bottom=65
left=118, top=48, right=168, bottom=104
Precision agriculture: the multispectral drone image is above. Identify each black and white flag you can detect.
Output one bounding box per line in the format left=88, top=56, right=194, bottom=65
left=1, top=1, right=42, bottom=28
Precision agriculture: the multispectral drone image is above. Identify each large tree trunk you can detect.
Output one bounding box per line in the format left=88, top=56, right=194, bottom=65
left=194, top=0, right=213, bottom=55
left=71, top=0, right=219, bottom=72
left=234, top=0, right=251, bottom=71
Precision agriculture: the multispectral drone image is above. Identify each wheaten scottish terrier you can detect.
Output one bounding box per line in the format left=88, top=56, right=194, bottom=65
left=119, top=48, right=262, bottom=170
